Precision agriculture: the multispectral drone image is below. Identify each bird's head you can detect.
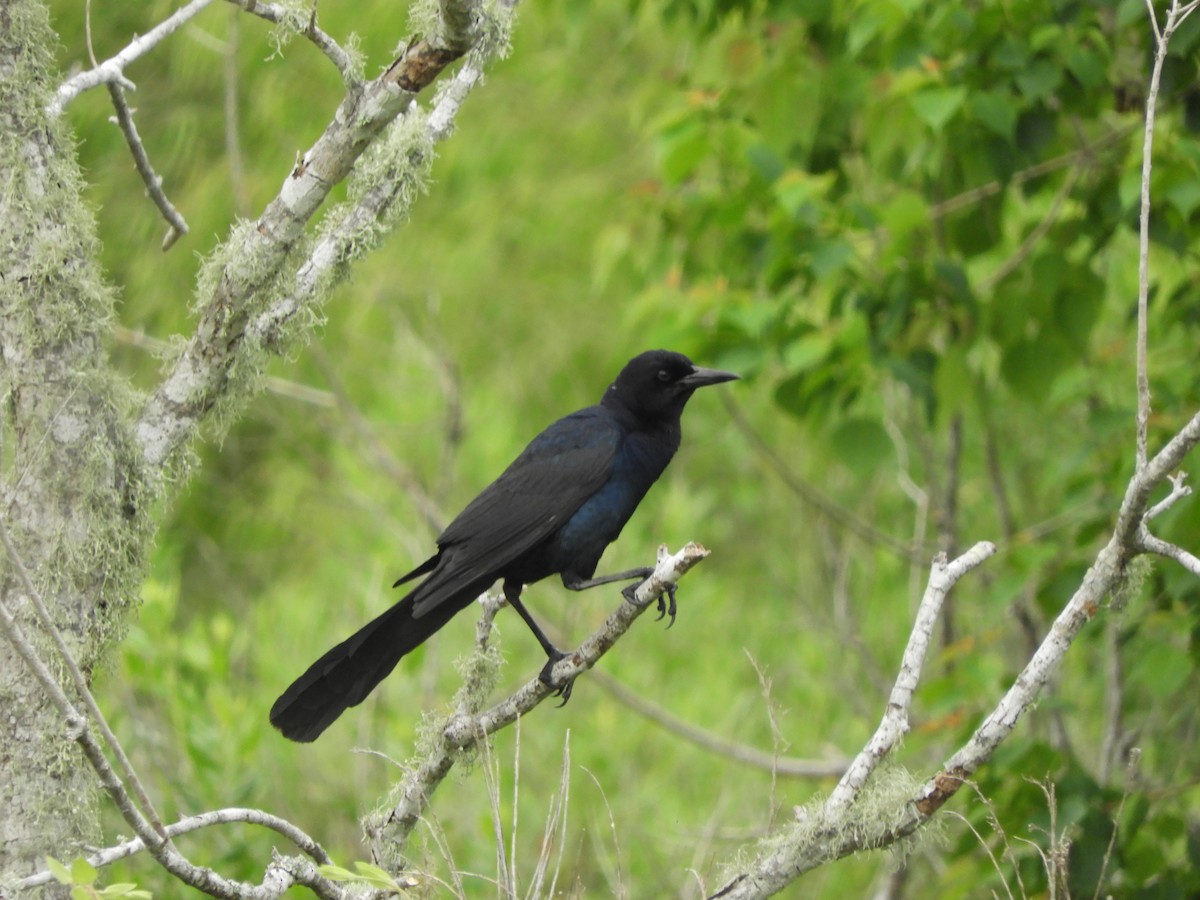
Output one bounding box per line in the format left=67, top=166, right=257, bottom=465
left=602, top=350, right=739, bottom=423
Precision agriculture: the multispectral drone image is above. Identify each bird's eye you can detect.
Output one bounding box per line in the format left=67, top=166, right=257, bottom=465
left=656, top=369, right=672, bottom=383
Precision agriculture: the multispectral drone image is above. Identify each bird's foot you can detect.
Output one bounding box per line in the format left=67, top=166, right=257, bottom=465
left=538, top=651, right=576, bottom=707
left=622, top=579, right=678, bottom=628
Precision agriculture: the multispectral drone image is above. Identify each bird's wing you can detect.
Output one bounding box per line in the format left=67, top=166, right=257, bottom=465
left=410, top=406, right=621, bottom=617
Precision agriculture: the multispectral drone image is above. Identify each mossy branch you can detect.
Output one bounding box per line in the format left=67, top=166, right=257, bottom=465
left=134, top=0, right=510, bottom=471
left=363, top=543, right=711, bottom=871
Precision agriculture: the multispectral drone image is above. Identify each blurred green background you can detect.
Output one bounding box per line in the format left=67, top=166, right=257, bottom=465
left=47, top=0, right=1200, bottom=895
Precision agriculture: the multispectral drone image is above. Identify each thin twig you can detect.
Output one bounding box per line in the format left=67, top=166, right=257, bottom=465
left=980, top=165, right=1081, bottom=293
left=1135, top=0, right=1200, bottom=470
left=589, top=667, right=849, bottom=779
left=224, top=6, right=250, bottom=215
left=926, top=125, right=1134, bottom=223
left=1135, top=5, right=1168, bottom=470
left=51, top=0, right=216, bottom=115
left=1097, top=619, right=1125, bottom=785
left=1143, top=470, right=1191, bottom=522
left=16, top=807, right=332, bottom=889
left=722, top=395, right=925, bottom=563
left=105, top=84, right=189, bottom=250
left=226, top=0, right=357, bottom=86
left=1136, top=530, right=1200, bottom=575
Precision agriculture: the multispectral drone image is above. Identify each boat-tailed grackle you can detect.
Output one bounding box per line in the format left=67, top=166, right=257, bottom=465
left=270, top=350, right=737, bottom=742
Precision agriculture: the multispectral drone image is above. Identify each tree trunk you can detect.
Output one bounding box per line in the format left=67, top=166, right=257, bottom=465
left=0, top=0, right=152, bottom=881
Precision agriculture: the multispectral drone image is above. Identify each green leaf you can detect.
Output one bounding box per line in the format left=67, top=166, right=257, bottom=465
left=47, top=857, right=73, bottom=886
left=71, top=857, right=98, bottom=885
left=970, top=90, right=1018, bottom=142
left=830, top=418, right=893, bottom=474
left=772, top=169, right=834, bottom=218
left=1001, top=337, right=1071, bottom=401
left=1166, top=178, right=1200, bottom=220
left=655, top=117, right=709, bottom=185
left=1066, top=45, right=1107, bottom=89
left=782, top=331, right=832, bottom=373
left=352, top=861, right=395, bottom=883
left=1051, top=267, right=1105, bottom=352
left=316, top=865, right=356, bottom=882
left=98, top=884, right=142, bottom=897
left=910, top=86, right=967, bottom=132
left=1015, top=59, right=1062, bottom=101
left=881, top=189, right=930, bottom=238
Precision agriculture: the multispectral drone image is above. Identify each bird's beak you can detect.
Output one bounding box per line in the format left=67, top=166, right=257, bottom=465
left=681, top=366, right=740, bottom=389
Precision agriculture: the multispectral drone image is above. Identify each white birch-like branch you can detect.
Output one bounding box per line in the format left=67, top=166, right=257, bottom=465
left=710, top=407, right=1200, bottom=899
left=364, top=543, right=711, bottom=861
left=1137, top=531, right=1200, bottom=576
left=1136, top=0, right=1199, bottom=469
left=244, top=57, right=487, bottom=352
left=50, top=0, right=216, bottom=115
left=826, top=542, right=996, bottom=813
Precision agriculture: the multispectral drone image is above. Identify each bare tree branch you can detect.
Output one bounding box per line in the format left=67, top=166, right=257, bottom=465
left=16, top=807, right=332, bottom=890
left=50, top=0, right=216, bottom=115
left=1136, top=0, right=1200, bottom=469
left=711, top=402, right=1200, bottom=898
left=1136, top=530, right=1200, bottom=576
left=590, top=668, right=850, bottom=779
left=105, top=83, right=190, bottom=249
left=227, top=0, right=358, bottom=86
left=827, top=542, right=996, bottom=812
left=0, top=516, right=350, bottom=899
left=114, top=325, right=336, bottom=407
left=134, top=0, right=499, bottom=470
left=364, top=543, right=711, bottom=863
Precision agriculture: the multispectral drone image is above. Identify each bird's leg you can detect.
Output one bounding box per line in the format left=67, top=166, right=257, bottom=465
left=503, top=580, right=575, bottom=705
left=565, top=567, right=678, bottom=626
left=563, top=567, right=654, bottom=592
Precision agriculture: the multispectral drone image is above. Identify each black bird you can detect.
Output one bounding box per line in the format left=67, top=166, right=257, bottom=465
left=270, top=350, right=737, bottom=742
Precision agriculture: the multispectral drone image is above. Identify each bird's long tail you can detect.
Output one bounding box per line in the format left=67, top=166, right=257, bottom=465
left=269, top=583, right=479, bottom=743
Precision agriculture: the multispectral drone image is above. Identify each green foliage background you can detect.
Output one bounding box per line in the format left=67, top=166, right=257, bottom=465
left=46, top=0, right=1200, bottom=895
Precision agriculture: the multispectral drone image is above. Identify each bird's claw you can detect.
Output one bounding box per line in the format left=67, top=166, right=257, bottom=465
left=656, top=584, right=678, bottom=628
left=623, top=579, right=678, bottom=628
left=538, top=653, right=576, bottom=707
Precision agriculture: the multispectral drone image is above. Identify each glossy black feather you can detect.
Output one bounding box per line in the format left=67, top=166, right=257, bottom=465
left=269, top=350, right=736, bottom=741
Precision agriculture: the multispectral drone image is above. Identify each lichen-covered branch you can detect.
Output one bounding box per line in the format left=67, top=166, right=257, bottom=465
left=16, top=807, right=331, bottom=891
left=1, top=0, right=516, bottom=886
left=364, top=543, right=711, bottom=869
left=227, top=0, right=359, bottom=86
left=710, top=409, right=1200, bottom=899
left=135, top=0, right=511, bottom=471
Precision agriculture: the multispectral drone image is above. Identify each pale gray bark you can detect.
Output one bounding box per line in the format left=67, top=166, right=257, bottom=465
left=0, top=0, right=152, bottom=883
left=0, top=0, right=509, bottom=890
